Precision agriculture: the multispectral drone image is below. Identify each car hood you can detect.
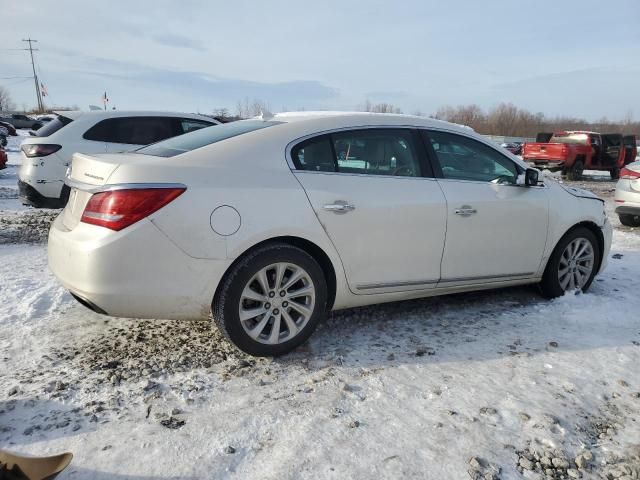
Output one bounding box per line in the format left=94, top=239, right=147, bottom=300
left=557, top=183, right=604, bottom=202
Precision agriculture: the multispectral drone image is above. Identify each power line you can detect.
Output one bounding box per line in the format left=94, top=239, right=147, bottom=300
left=22, top=38, right=44, bottom=112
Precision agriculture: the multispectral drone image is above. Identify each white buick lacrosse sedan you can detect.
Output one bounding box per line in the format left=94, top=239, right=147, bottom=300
left=49, top=112, right=612, bottom=356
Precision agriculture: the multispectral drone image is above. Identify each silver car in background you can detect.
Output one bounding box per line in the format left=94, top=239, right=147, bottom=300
left=615, top=161, right=640, bottom=227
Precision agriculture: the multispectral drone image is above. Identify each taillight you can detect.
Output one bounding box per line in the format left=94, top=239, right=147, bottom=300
left=21, top=144, right=61, bottom=157
left=80, top=187, right=185, bottom=231
left=620, top=167, right=640, bottom=179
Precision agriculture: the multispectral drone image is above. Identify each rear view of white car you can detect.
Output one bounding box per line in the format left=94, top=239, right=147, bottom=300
left=19, top=111, right=219, bottom=208
left=614, top=161, right=640, bottom=227
left=48, top=112, right=612, bottom=356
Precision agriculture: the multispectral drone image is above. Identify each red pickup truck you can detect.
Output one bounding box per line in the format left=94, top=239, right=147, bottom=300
left=523, top=131, right=636, bottom=180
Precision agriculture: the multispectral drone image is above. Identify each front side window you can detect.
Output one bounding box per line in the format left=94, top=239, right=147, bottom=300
left=291, top=129, right=421, bottom=177
left=426, top=130, right=519, bottom=184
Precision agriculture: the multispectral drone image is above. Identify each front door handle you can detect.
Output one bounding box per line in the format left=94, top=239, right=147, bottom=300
left=323, top=201, right=355, bottom=214
left=454, top=205, right=477, bottom=217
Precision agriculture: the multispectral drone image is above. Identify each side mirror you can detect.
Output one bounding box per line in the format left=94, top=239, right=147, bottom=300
left=525, top=168, right=539, bottom=187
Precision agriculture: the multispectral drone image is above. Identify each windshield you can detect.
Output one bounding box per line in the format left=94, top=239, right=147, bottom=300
left=35, top=115, right=73, bottom=137
left=549, top=133, right=589, bottom=145
left=136, top=120, right=283, bottom=157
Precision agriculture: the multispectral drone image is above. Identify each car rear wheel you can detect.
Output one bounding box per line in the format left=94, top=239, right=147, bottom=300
left=539, top=227, right=599, bottom=298
left=565, top=160, right=584, bottom=181
left=212, top=243, right=327, bottom=356
left=619, top=213, right=640, bottom=227
left=610, top=167, right=620, bottom=180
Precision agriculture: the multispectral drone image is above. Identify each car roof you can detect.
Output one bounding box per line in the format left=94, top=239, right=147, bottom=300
left=53, top=110, right=218, bottom=123
left=271, top=111, right=472, bottom=132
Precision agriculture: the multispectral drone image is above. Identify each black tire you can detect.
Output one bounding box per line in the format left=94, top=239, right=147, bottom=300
left=565, top=160, right=584, bottom=181
left=619, top=213, right=640, bottom=227
left=610, top=167, right=620, bottom=180
left=59, top=185, right=71, bottom=206
left=539, top=227, right=600, bottom=298
left=212, top=243, right=327, bottom=356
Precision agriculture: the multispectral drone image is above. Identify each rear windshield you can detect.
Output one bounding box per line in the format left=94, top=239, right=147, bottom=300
left=549, top=133, right=589, bottom=145
left=35, top=115, right=73, bottom=137
left=135, top=120, right=283, bottom=157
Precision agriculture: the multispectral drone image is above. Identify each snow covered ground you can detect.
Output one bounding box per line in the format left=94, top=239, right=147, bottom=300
left=1, top=152, right=639, bottom=479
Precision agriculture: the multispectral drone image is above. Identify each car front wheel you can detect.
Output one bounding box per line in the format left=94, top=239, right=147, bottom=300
left=212, top=243, right=327, bottom=356
left=540, top=227, right=599, bottom=298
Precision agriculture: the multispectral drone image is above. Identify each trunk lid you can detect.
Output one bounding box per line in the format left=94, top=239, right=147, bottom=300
left=69, top=152, right=121, bottom=186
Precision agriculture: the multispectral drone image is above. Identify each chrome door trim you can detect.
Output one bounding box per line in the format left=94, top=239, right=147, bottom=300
left=438, top=272, right=535, bottom=284
left=356, top=278, right=440, bottom=291
left=65, top=176, right=186, bottom=194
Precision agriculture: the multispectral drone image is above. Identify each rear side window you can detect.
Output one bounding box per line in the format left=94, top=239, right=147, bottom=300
left=35, top=115, right=73, bottom=137
left=291, top=136, right=336, bottom=172
left=180, top=119, right=214, bottom=134
left=136, top=120, right=282, bottom=157
left=84, top=117, right=176, bottom=145
left=291, top=129, right=421, bottom=177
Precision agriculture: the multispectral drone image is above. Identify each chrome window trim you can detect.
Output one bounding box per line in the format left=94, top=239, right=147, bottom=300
left=284, top=123, right=531, bottom=180
left=65, top=176, right=186, bottom=194
left=293, top=170, right=439, bottom=182
left=435, top=177, right=549, bottom=189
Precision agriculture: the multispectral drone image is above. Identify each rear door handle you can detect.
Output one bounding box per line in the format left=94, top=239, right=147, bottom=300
left=323, top=201, right=355, bottom=214
left=454, top=206, right=477, bottom=217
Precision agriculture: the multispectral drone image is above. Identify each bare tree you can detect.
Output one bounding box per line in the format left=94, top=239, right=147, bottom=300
left=235, top=98, right=271, bottom=119
left=0, top=87, right=16, bottom=112
left=358, top=99, right=402, bottom=114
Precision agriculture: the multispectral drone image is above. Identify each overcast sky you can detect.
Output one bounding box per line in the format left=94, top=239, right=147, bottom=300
left=2, top=0, right=639, bottom=120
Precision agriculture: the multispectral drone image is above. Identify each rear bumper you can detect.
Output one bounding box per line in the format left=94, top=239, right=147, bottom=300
left=48, top=215, right=231, bottom=320
left=615, top=205, right=640, bottom=216
left=18, top=180, right=67, bottom=208
left=18, top=151, right=67, bottom=204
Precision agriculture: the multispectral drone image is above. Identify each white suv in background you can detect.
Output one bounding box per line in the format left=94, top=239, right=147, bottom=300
left=19, top=111, right=219, bottom=208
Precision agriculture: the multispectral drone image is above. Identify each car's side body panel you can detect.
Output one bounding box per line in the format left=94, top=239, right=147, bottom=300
left=48, top=113, right=613, bottom=323
left=435, top=179, right=549, bottom=284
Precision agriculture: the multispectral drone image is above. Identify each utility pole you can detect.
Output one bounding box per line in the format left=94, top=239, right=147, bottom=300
left=22, top=38, right=44, bottom=113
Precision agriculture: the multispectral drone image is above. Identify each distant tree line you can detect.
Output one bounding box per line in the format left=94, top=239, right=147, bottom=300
left=432, top=103, right=639, bottom=137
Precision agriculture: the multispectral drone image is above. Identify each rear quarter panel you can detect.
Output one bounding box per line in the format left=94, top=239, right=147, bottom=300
left=104, top=131, right=352, bottom=307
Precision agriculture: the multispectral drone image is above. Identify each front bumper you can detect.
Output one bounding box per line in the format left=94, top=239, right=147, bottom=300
left=599, top=217, right=613, bottom=274
left=48, top=215, right=230, bottom=320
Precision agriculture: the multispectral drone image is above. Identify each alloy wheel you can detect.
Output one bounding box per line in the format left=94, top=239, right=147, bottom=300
left=558, top=237, right=594, bottom=291
left=238, top=263, right=316, bottom=344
